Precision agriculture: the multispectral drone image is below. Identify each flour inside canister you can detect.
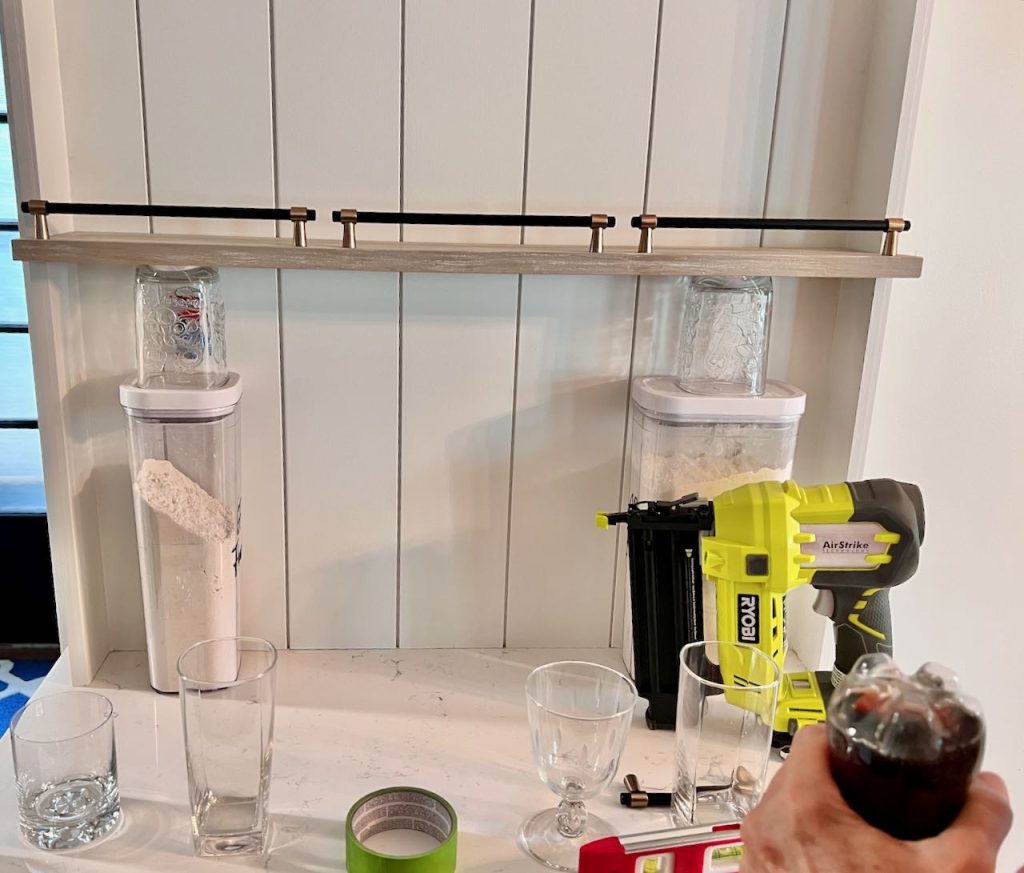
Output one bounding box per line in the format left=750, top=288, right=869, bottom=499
left=133, top=458, right=239, bottom=691
left=637, top=451, right=789, bottom=504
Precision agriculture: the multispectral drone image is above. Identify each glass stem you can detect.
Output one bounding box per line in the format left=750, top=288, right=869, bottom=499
left=556, top=798, right=587, bottom=838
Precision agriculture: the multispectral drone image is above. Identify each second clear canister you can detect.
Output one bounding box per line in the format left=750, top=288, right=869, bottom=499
left=120, top=375, right=242, bottom=692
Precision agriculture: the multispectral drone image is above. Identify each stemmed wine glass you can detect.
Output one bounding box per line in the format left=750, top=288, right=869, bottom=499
left=519, top=661, right=639, bottom=871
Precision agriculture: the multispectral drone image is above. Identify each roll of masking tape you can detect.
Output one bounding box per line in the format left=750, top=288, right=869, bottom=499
left=346, top=787, right=458, bottom=873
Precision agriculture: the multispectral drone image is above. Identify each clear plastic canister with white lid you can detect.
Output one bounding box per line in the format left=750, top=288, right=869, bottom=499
left=120, top=374, right=242, bottom=692
left=625, top=376, right=805, bottom=669
left=629, top=376, right=806, bottom=503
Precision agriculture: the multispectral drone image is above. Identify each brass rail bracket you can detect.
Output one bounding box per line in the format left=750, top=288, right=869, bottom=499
left=637, top=214, right=657, bottom=253
left=27, top=199, right=49, bottom=240
left=882, top=218, right=909, bottom=256
left=289, top=206, right=311, bottom=247
left=339, top=208, right=358, bottom=249
left=589, top=214, right=610, bottom=253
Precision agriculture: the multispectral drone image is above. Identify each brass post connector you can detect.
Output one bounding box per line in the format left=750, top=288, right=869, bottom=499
left=289, top=206, right=310, bottom=247
left=339, top=208, right=358, bottom=249
left=882, top=217, right=909, bottom=256
left=637, top=214, right=657, bottom=253
left=589, top=214, right=610, bottom=253
left=27, top=199, right=49, bottom=240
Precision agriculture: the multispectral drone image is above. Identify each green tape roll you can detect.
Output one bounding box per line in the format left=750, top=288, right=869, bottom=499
left=346, top=787, right=458, bottom=873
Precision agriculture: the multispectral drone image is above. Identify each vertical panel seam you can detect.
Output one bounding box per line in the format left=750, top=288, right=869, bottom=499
left=269, top=0, right=281, bottom=239
left=133, top=0, right=154, bottom=232
left=268, top=0, right=290, bottom=648
left=395, top=0, right=406, bottom=647
left=503, top=0, right=536, bottom=648
left=759, top=0, right=792, bottom=248
left=609, top=0, right=664, bottom=647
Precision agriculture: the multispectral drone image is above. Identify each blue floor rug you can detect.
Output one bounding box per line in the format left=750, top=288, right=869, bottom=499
left=0, top=660, right=54, bottom=736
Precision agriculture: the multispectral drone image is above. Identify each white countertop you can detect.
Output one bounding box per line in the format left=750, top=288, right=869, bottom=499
left=0, top=649, right=684, bottom=872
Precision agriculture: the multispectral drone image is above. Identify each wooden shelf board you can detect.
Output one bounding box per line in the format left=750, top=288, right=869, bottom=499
left=12, top=232, right=923, bottom=278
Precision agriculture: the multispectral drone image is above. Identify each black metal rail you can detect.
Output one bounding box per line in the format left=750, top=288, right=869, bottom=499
left=331, top=210, right=614, bottom=228
left=21, top=201, right=316, bottom=222
left=0, top=420, right=38, bottom=430
left=629, top=215, right=908, bottom=232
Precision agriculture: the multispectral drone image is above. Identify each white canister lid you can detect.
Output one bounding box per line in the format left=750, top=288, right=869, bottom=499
left=631, top=376, right=805, bottom=421
left=120, top=372, right=242, bottom=419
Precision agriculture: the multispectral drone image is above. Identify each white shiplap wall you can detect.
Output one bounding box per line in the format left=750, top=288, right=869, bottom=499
left=8, top=0, right=919, bottom=671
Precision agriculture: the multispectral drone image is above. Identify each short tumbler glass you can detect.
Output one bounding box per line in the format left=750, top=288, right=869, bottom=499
left=10, top=691, right=121, bottom=851
left=178, top=636, right=277, bottom=857
left=673, top=642, right=780, bottom=825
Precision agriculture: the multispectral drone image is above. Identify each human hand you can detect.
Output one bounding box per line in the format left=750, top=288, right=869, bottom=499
left=739, top=724, right=1013, bottom=873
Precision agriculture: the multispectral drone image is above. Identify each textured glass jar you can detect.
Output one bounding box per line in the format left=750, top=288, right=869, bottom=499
left=135, top=265, right=226, bottom=388
left=676, top=275, right=773, bottom=396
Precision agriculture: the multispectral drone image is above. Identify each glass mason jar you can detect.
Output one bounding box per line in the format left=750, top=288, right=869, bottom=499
left=676, top=276, right=773, bottom=396
left=135, top=265, right=227, bottom=388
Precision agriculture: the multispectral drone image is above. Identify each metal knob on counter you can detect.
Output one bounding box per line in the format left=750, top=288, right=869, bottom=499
left=620, top=774, right=672, bottom=809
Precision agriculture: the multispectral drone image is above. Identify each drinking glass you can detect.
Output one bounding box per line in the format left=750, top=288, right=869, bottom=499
left=673, top=642, right=780, bottom=825
left=10, top=691, right=121, bottom=850
left=519, top=661, right=638, bottom=871
left=676, top=275, right=773, bottom=396
left=178, top=636, right=277, bottom=856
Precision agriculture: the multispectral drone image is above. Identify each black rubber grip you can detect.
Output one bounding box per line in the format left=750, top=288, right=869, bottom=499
left=830, top=587, right=893, bottom=676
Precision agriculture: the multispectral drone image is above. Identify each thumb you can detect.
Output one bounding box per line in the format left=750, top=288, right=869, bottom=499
left=922, top=773, right=1013, bottom=864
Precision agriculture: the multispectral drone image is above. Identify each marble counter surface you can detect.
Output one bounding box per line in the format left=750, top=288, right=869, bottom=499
left=0, top=649, right=682, bottom=871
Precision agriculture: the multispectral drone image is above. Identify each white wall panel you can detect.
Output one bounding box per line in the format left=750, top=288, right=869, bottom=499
left=138, top=0, right=275, bottom=237
left=646, top=0, right=785, bottom=247
left=282, top=271, right=399, bottom=648
left=220, top=269, right=287, bottom=645
left=400, top=274, right=517, bottom=647
left=403, top=0, right=530, bottom=244
left=274, top=2, right=402, bottom=647
left=506, top=276, right=636, bottom=646
left=273, top=0, right=400, bottom=242
left=54, top=0, right=148, bottom=233
left=524, top=0, right=658, bottom=246
left=73, top=265, right=144, bottom=651
left=400, top=2, right=525, bottom=645
left=507, top=0, right=657, bottom=646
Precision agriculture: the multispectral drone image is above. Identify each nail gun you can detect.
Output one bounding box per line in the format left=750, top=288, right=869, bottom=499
left=599, top=478, right=924, bottom=740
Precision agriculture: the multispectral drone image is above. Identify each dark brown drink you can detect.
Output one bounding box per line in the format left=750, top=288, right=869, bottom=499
left=825, top=655, right=985, bottom=841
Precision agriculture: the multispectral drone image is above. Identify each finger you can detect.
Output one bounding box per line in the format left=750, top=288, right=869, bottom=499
left=975, top=771, right=1010, bottom=804
left=923, top=771, right=1013, bottom=861
left=957, top=773, right=1013, bottom=842
left=776, top=725, right=837, bottom=793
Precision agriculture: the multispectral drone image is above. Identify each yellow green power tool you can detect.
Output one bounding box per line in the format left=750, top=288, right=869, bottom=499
left=599, top=479, right=924, bottom=740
